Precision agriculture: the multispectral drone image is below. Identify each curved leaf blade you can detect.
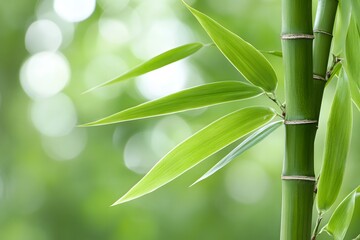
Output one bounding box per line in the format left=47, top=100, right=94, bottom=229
left=192, top=120, right=283, bottom=186
left=183, top=1, right=277, bottom=93
left=322, top=186, right=360, bottom=240
left=351, top=0, right=360, bottom=30
left=317, top=69, right=353, bottom=212
left=81, top=81, right=263, bottom=126
left=345, top=17, right=360, bottom=111
left=332, top=0, right=352, bottom=56
left=112, top=107, right=276, bottom=205
left=349, top=78, right=360, bottom=111
left=84, top=43, right=204, bottom=93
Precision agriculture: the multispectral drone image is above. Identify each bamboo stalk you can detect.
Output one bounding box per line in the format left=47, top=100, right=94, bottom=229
left=313, top=0, right=339, bottom=117
left=281, top=0, right=317, bottom=239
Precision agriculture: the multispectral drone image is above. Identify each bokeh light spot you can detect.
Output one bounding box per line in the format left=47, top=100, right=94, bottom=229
left=150, top=116, right=192, bottom=157
left=98, top=0, right=129, bottom=14
left=84, top=54, right=127, bottom=99
left=131, top=19, right=194, bottom=60
left=124, top=131, right=157, bottom=174
left=30, top=94, right=77, bottom=137
left=225, top=160, right=269, bottom=204
left=98, top=18, right=129, bottom=44
left=42, top=128, right=87, bottom=161
left=54, top=0, right=96, bottom=23
left=136, top=61, right=188, bottom=100
left=20, top=52, right=70, bottom=100
left=25, top=19, right=62, bottom=53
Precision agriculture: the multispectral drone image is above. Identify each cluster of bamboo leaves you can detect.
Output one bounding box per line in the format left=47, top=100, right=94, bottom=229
left=83, top=1, right=360, bottom=239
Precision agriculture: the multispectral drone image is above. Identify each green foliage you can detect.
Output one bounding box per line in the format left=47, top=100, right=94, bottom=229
left=183, top=1, right=278, bottom=93
left=82, top=81, right=263, bottom=126
left=351, top=0, right=360, bottom=30
left=317, top=70, right=353, bottom=212
left=332, top=0, right=352, bottom=56
left=321, top=186, right=360, bottom=240
left=192, top=120, right=283, bottom=186
left=326, top=61, right=342, bottom=86
left=84, top=43, right=204, bottom=93
left=112, top=107, right=276, bottom=205
left=345, top=17, right=360, bottom=110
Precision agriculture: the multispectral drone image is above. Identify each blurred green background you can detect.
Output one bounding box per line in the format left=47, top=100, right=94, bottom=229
left=0, top=0, right=359, bottom=239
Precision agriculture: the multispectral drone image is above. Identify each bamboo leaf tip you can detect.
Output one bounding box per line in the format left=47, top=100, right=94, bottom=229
left=189, top=178, right=203, bottom=188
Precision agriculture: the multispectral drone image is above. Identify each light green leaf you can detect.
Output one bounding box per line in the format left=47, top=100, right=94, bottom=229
left=317, top=69, right=353, bottom=212
left=261, top=50, right=283, bottom=58
left=326, top=61, right=342, bottom=86
left=332, top=0, right=352, bottom=56
left=81, top=81, right=264, bottom=126
left=112, top=107, right=276, bottom=205
left=351, top=0, right=360, bottom=30
left=183, top=1, right=277, bottom=93
left=322, top=186, right=360, bottom=240
left=349, top=77, right=360, bottom=111
left=345, top=17, right=360, bottom=111
left=83, top=43, right=204, bottom=93
left=192, top=120, right=282, bottom=186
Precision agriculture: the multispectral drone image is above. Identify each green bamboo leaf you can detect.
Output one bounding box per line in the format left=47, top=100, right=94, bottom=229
left=345, top=17, right=360, bottom=111
left=192, top=120, right=283, bottom=186
left=321, top=186, right=360, bottom=240
left=326, top=61, right=342, bottom=86
left=81, top=81, right=264, bottom=126
left=349, top=77, right=360, bottom=111
left=332, top=0, right=352, bottom=56
left=261, top=50, right=283, bottom=58
left=183, top=1, right=277, bottom=93
left=351, top=0, right=360, bottom=30
left=317, top=69, right=353, bottom=212
left=83, top=43, right=204, bottom=93
left=112, top=107, right=276, bottom=205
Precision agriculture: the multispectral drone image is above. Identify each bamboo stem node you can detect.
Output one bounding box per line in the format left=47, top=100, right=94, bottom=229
left=281, top=34, right=314, bottom=40
left=281, top=175, right=316, bottom=182
left=313, top=74, right=326, bottom=82
left=313, top=29, right=333, bottom=37
left=284, top=120, right=318, bottom=125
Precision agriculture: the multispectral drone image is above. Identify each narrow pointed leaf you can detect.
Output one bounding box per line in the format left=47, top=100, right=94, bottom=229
left=332, top=0, right=352, bottom=56
left=84, top=43, right=204, bottom=93
left=82, top=81, right=263, bottom=126
left=317, top=70, right=353, bottom=212
left=112, top=107, right=276, bottom=205
left=183, top=1, right=277, bottom=93
left=192, top=120, right=283, bottom=186
left=345, top=17, right=360, bottom=111
left=322, top=186, right=360, bottom=240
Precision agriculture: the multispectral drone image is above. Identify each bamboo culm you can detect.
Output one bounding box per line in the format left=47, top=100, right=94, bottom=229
left=281, top=0, right=316, bottom=239
left=280, top=0, right=339, bottom=239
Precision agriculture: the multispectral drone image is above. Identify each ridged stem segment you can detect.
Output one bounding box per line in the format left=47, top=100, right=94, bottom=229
left=313, top=0, right=339, bottom=118
left=281, top=0, right=316, bottom=239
